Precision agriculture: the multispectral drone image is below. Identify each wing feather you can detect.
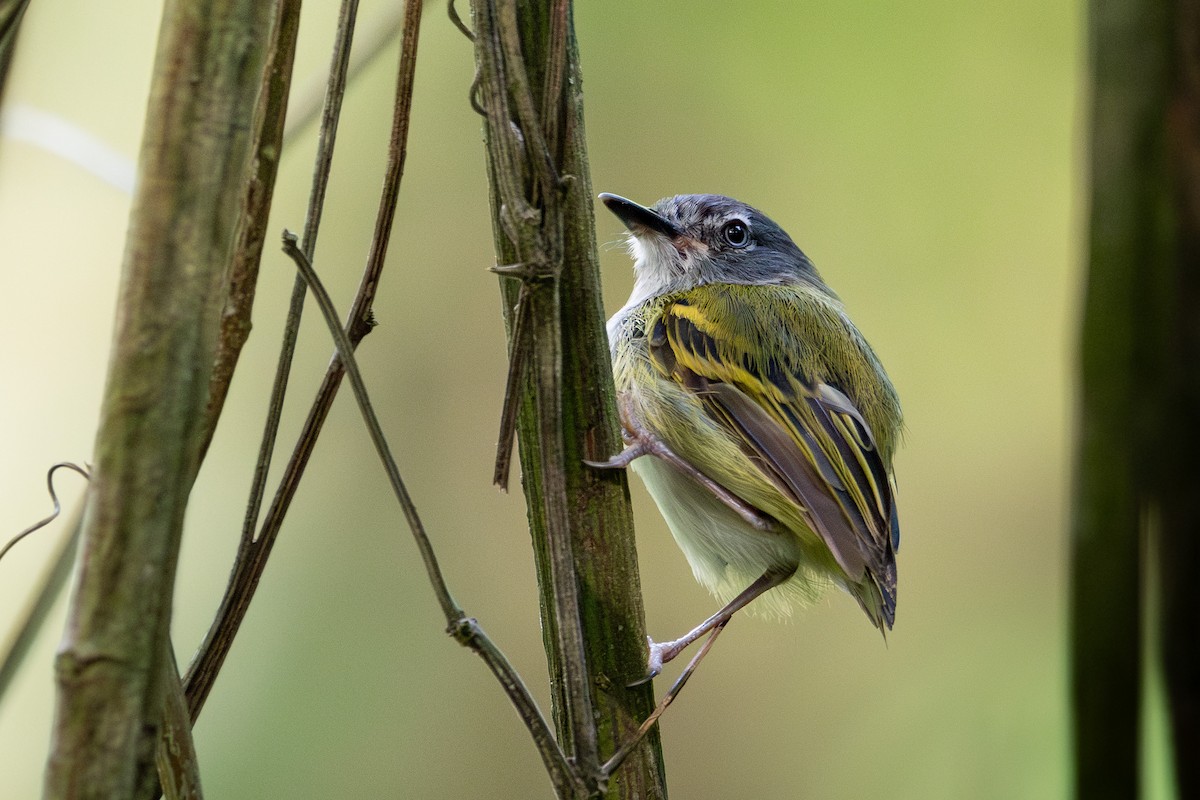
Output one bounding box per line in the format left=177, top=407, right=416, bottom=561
left=649, top=295, right=898, bottom=624
left=705, top=382, right=868, bottom=579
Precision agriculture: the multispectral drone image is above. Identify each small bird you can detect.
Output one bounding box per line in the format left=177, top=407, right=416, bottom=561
left=591, top=193, right=903, bottom=675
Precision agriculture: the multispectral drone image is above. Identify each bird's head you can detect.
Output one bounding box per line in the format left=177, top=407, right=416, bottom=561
left=599, top=192, right=826, bottom=298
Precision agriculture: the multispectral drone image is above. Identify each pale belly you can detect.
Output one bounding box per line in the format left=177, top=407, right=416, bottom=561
left=632, top=456, right=834, bottom=617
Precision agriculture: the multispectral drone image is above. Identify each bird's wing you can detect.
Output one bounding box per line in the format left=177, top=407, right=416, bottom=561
left=648, top=294, right=897, bottom=614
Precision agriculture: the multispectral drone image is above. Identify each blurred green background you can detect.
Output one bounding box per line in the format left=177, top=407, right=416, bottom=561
left=0, top=0, right=1168, bottom=797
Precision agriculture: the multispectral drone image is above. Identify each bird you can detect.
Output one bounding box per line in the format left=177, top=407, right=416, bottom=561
left=589, top=192, right=903, bottom=676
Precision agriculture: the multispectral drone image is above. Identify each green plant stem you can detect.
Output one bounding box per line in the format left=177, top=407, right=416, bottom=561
left=41, top=0, right=273, bottom=796
left=1073, top=1, right=1170, bottom=797
left=470, top=2, right=666, bottom=797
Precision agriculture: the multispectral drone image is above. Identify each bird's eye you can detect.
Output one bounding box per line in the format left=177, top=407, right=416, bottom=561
left=722, top=220, right=750, bottom=248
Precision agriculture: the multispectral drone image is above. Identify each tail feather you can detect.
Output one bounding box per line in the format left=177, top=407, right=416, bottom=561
left=851, top=555, right=896, bottom=633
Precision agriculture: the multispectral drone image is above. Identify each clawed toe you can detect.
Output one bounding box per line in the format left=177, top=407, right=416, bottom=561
left=584, top=438, right=655, bottom=470
left=627, top=637, right=666, bottom=687
left=583, top=453, right=632, bottom=470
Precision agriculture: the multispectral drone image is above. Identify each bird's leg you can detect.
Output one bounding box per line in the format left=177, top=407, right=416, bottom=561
left=637, top=564, right=797, bottom=681
left=601, top=620, right=729, bottom=778
left=585, top=395, right=775, bottom=532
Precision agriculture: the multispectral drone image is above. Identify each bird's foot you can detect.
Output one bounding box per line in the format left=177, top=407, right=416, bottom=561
left=582, top=438, right=656, bottom=470
left=628, top=635, right=687, bottom=687
left=585, top=410, right=774, bottom=533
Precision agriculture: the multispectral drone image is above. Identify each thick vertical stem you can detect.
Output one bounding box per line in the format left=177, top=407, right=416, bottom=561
left=1161, top=2, right=1200, bottom=793
left=41, top=0, right=272, bottom=797
left=471, top=2, right=666, bottom=797
left=1073, top=1, right=1170, bottom=797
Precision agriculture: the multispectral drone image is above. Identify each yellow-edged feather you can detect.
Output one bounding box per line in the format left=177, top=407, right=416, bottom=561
left=613, top=282, right=902, bottom=628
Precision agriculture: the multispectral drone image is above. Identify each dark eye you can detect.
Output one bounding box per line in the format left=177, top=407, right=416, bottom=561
left=722, top=220, right=750, bottom=248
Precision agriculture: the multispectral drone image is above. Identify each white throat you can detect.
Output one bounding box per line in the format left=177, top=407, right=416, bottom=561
left=606, top=233, right=702, bottom=339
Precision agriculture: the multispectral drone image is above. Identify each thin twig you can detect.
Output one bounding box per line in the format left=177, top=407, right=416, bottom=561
left=280, top=230, right=580, bottom=794
left=447, top=0, right=474, bottom=41
left=0, top=484, right=85, bottom=702
left=491, top=281, right=532, bottom=488
left=478, top=3, right=533, bottom=491
left=468, top=70, right=486, bottom=117
left=280, top=230, right=456, bottom=616
left=0, top=462, right=89, bottom=563
left=241, top=0, right=358, bottom=557
left=481, top=0, right=565, bottom=491
left=185, top=0, right=361, bottom=725
left=183, top=0, right=425, bottom=723
left=537, top=0, right=569, bottom=164
left=351, top=0, right=422, bottom=341
left=153, top=650, right=203, bottom=800
left=494, top=1, right=560, bottom=202
left=0, top=463, right=86, bottom=730
left=283, top=3, right=405, bottom=143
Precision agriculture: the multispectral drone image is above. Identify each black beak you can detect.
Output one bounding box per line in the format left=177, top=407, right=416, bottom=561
left=599, top=193, right=682, bottom=239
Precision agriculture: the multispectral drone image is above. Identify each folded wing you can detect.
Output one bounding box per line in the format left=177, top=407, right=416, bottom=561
left=649, top=295, right=898, bottom=627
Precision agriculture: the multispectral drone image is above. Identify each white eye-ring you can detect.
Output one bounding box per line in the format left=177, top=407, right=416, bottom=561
left=721, top=219, right=750, bottom=248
